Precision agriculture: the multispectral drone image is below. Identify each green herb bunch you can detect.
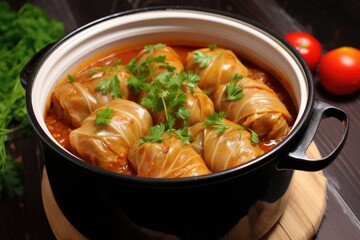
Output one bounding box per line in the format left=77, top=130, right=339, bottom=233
left=0, top=2, right=64, bottom=197
left=127, top=44, right=200, bottom=145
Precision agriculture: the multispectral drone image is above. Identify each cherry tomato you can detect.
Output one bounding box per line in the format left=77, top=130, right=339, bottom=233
left=284, top=31, right=322, bottom=72
left=318, top=47, right=360, bottom=95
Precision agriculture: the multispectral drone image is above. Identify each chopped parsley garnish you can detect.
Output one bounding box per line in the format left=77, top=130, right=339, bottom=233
left=139, top=122, right=190, bottom=146
left=127, top=53, right=200, bottom=131
left=67, top=74, right=75, bottom=82
left=95, top=107, right=114, bottom=126
left=140, top=123, right=165, bottom=145
left=203, top=111, right=259, bottom=144
left=232, top=73, right=243, bottom=80
left=246, top=127, right=259, bottom=145
left=144, top=43, right=166, bottom=54
left=113, top=58, right=122, bottom=66
left=96, top=73, right=122, bottom=99
left=225, top=80, right=244, bottom=101
left=88, top=68, right=98, bottom=77
left=193, top=51, right=211, bottom=68
left=203, top=111, right=229, bottom=134
left=208, top=43, right=217, bottom=50
left=126, top=49, right=201, bottom=146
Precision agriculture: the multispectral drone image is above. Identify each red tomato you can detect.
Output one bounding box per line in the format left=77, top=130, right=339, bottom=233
left=284, top=32, right=322, bottom=72
left=318, top=47, right=360, bottom=95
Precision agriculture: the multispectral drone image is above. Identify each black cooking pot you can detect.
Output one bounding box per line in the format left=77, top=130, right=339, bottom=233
left=21, top=7, right=349, bottom=240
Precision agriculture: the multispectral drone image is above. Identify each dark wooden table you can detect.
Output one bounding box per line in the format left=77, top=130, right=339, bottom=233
left=2, top=0, right=360, bottom=239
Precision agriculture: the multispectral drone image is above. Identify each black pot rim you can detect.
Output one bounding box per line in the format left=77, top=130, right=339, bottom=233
left=24, top=6, right=314, bottom=187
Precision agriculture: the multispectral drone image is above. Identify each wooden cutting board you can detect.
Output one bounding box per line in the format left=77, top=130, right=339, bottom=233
left=41, top=142, right=327, bottom=240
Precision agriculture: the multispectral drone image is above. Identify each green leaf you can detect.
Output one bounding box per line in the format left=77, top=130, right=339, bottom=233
left=95, top=107, right=114, bottom=126
left=0, top=156, right=24, bottom=198
left=175, top=123, right=190, bottom=145
left=95, top=73, right=123, bottom=99
left=182, top=71, right=200, bottom=93
left=231, top=73, right=243, bottom=80
left=193, top=51, right=211, bottom=68
left=243, top=126, right=259, bottom=145
left=144, top=43, right=166, bottom=54
left=113, top=58, right=122, bottom=66
left=225, top=80, right=244, bottom=101
left=208, top=43, right=217, bottom=50
left=175, top=107, right=190, bottom=120
left=139, top=123, right=166, bottom=145
left=203, top=111, right=229, bottom=134
left=67, top=74, right=75, bottom=82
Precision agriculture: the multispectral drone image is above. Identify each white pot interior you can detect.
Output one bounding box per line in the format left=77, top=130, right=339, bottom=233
left=30, top=9, right=308, bottom=152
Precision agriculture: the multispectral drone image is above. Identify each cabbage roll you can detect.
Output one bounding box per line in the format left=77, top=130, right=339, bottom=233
left=189, top=118, right=264, bottom=172
left=52, top=65, right=133, bottom=127
left=69, top=99, right=153, bottom=174
left=213, top=77, right=293, bottom=140
left=128, top=134, right=211, bottom=178
left=183, top=86, right=215, bottom=126
left=185, top=47, right=249, bottom=98
left=134, top=44, right=184, bottom=80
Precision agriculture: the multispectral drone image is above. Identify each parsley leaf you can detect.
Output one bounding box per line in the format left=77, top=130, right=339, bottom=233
left=140, top=122, right=190, bottom=146
left=144, top=43, right=166, bottom=54
left=113, top=58, right=122, bottom=66
left=203, top=111, right=229, bottom=134
left=95, top=107, right=114, bottom=126
left=175, top=107, right=191, bottom=120
left=203, top=112, right=259, bottom=144
left=139, top=124, right=166, bottom=145
left=67, top=75, right=75, bottom=82
left=96, top=73, right=122, bottom=99
left=243, top=126, right=259, bottom=145
left=208, top=43, right=217, bottom=50
left=232, top=73, right=243, bottom=80
left=193, top=51, right=211, bottom=68
left=175, top=123, right=191, bottom=145
left=225, top=80, right=244, bottom=101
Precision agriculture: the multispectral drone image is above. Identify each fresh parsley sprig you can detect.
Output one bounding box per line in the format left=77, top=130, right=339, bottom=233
left=95, top=107, right=114, bottom=126
left=96, top=73, right=123, bottom=99
left=144, top=43, right=166, bottom=54
left=127, top=49, right=200, bottom=131
left=139, top=122, right=190, bottom=146
left=203, top=111, right=230, bottom=134
left=193, top=51, right=211, bottom=68
left=224, top=74, right=244, bottom=101
left=208, top=43, right=217, bottom=50
left=202, top=111, right=259, bottom=144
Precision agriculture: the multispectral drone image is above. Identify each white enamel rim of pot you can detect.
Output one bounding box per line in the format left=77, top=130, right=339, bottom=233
left=26, top=8, right=312, bottom=181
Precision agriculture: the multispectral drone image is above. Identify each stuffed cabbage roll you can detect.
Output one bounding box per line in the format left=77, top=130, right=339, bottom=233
left=52, top=65, right=133, bottom=127
left=213, top=77, right=293, bottom=140
left=183, top=86, right=215, bottom=126
left=185, top=47, right=249, bottom=98
left=128, top=134, right=211, bottom=178
left=189, top=118, right=264, bottom=172
left=69, top=99, right=153, bottom=174
left=134, top=44, right=184, bottom=80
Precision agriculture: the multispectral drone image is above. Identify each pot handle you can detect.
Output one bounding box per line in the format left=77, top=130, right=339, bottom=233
left=277, top=100, right=349, bottom=171
left=20, top=42, right=55, bottom=89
